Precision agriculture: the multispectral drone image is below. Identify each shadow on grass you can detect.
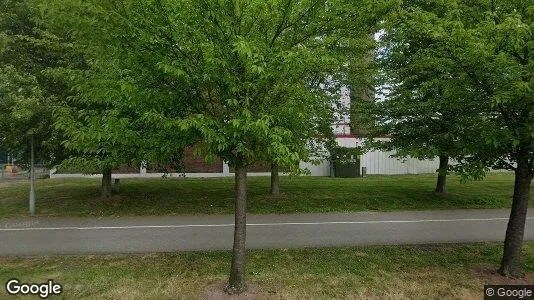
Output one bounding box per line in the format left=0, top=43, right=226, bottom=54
left=0, top=173, right=528, bottom=217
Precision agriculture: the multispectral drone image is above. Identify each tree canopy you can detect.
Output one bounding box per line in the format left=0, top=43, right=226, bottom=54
left=0, top=0, right=79, bottom=166
left=452, top=0, right=533, bottom=278
left=376, top=0, right=533, bottom=277
left=46, top=0, right=386, bottom=293
left=368, top=0, right=488, bottom=193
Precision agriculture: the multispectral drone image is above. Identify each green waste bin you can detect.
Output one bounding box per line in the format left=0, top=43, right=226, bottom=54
left=334, top=160, right=361, bottom=178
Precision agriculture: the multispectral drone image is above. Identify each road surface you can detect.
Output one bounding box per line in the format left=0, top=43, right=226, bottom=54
left=0, top=209, right=533, bottom=255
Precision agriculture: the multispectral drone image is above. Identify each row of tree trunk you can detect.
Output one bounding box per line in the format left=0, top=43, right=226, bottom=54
left=99, top=154, right=531, bottom=291
left=99, top=164, right=281, bottom=199
left=98, top=163, right=277, bottom=292
left=101, top=156, right=444, bottom=198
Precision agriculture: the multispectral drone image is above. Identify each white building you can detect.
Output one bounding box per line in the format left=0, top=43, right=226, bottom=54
left=299, top=86, right=439, bottom=177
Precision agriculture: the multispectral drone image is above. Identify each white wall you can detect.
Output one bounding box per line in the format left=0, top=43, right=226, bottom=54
left=300, top=161, right=331, bottom=177
left=331, top=137, right=439, bottom=175
left=360, top=150, right=439, bottom=175
left=336, top=137, right=362, bottom=148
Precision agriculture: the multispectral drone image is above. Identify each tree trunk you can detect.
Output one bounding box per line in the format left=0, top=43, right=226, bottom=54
left=499, top=155, right=532, bottom=278
left=101, top=168, right=112, bottom=198
left=434, top=155, right=449, bottom=194
left=225, top=161, right=247, bottom=294
left=271, top=163, right=280, bottom=196
left=330, top=158, right=335, bottom=178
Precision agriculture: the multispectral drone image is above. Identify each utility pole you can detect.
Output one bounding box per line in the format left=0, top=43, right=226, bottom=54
left=29, top=135, right=35, bottom=216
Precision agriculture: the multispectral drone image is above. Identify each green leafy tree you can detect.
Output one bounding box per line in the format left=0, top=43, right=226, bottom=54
left=449, top=0, right=534, bottom=278
left=0, top=0, right=79, bottom=167
left=266, top=83, right=337, bottom=196
left=44, top=0, right=387, bottom=292
left=58, top=0, right=384, bottom=293
left=39, top=0, right=195, bottom=198
left=371, top=0, right=483, bottom=194
left=52, top=62, right=143, bottom=198
left=377, top=0, right=533, bottom=277
left=170, top=1, right=370, bottom=292
left=0, top=66, right=45, bottom=163
left=348, top=35, right=377, bottom=138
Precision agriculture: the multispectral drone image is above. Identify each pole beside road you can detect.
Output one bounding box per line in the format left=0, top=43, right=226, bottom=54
left=29, top=135, right=35, bottom=216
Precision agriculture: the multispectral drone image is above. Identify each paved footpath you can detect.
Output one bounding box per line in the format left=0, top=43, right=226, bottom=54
left=0, top=209, right=533, bottom=256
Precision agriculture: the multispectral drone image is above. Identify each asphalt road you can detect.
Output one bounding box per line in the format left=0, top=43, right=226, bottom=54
left=0, top=209, right=533, bottom=256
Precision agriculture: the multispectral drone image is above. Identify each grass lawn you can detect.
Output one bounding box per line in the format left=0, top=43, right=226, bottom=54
left=0, top=243, right=532, bottom=299
left=0, top=173, right=532, bottom=217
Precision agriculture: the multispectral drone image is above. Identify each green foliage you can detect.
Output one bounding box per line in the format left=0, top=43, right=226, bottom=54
left=37, top=0, right=196, bottom=174
left=330, top=146, right=362, bottom=163
left=50, top=62, right=145, bottom=174
left=369, top=0, right=485, bottom=164
left=371, top=0, right=533, bottom=179
left=0, top=0, right=85, bottom=166
left=47, top=0, right=385, bottom=173
left=0, top=65, right=45, bottom=156
left=441, top=0, right=534, bottom=176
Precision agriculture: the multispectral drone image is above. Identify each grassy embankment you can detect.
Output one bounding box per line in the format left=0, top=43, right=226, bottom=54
left=0, top=243, right=532, bottom=299
left=0, top=173, right=531, bottom=217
